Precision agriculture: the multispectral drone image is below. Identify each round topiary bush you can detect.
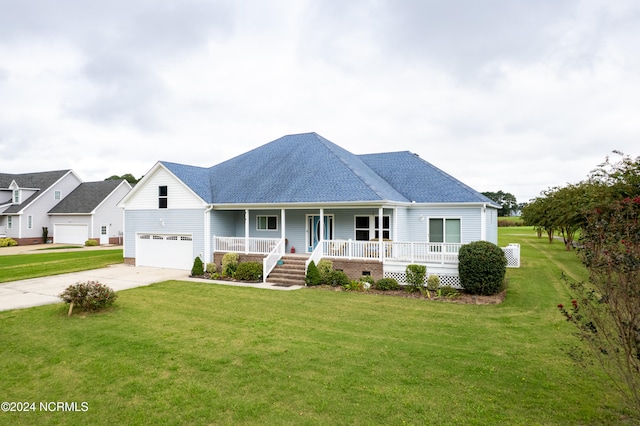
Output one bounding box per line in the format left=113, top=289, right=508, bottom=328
left=458, top=241, right=507, bottom=295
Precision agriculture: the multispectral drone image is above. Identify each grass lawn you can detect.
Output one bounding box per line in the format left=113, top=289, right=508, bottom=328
left=0, top=250, right=123, bottom=283
left=0, top=232, right=635, bottom=425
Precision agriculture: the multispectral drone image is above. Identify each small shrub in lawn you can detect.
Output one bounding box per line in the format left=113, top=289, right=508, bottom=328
left=305, top=261, right=322, bottom=286
left=426, top=274, right=441, bottom=292
left=405, top=264, right=426, bottom=292
left=234, top=262, right=263, bottom=281
left=374, top=277, right=400, bottom=291
left=0, top=238, right=18, bottom=247
left=191, top=257, right=204, bottom=276
left=328, top=270, right=350, bottom=287
left=458, top=241, right=507, bottom=295
left=59, top=281, right=117, bottom=315
left=85, top=239, right=98, bottom=246
left=221, top=252, right=239, bottom=277
left=317, top=259, right=333, bottom=284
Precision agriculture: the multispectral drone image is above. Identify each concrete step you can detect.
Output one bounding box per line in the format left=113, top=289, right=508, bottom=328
left=267, top=255, right=307, bottom=286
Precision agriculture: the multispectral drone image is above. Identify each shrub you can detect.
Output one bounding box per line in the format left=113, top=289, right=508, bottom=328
left=328, top=270, right=350, bottom=287
left=360, top=275, right=375, bottom=286
left=426, top=274, right=441, bottom=291
left=191, top=257, right=204, bottom=276
left=317, top=259, right=333, bottom=284
left=439, top=285, right=459, bottom=298
left=205, top=263, right=218, bottom=275
left=305, top=261, right=322, bottom=286
left=85, top=239, right=98, bottom=246
left=234, top=262, right=263, bottom=281
left=59, top=281, right=117, bottom=315
left=344, top=279, right=368, bottom=292
left=221, top=252, right=239, bottom=277
left=374, top=277, right=400, bottom=291
left=458, top=241, right=507, bottom=295
left=0, top=238, right=18, bottom=247
left=405, top=264, right=426, bottom=292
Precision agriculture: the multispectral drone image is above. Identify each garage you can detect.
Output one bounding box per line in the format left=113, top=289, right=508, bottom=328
left=136, top=233, right=194, bottom=270
left=54, top=224, right=89, bottom=245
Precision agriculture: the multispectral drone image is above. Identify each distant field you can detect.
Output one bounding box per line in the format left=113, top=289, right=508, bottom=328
left=0, top=231, right=633, bottom=424
left=498, top=216, right=525, bottom=227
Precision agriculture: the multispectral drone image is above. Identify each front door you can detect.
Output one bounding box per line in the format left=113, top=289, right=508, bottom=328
left=100, top=225, right=109, bottom=245
left=307, top=215, right=334, bottom=252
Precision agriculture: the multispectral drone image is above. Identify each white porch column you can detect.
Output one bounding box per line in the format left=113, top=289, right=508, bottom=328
left=244, top=209, right=249, bottom=254
left=281, top=209, right=286, bottom=253
left=319, top=208, right=324, bottom=243
left=378, top=207, right=384, bottom=261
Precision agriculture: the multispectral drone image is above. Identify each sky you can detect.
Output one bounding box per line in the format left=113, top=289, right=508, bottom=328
left=1, top=0, right=639, bottom=203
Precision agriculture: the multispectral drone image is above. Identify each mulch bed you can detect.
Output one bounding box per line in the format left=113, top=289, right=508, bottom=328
left=306, top=285, right=506, bottom=305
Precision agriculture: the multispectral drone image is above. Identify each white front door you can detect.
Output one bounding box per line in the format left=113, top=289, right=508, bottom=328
left=100, top=225, right=109, bottom=245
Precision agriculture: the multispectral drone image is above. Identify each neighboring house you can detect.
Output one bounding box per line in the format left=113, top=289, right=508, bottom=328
left=0, top=170, right=130, bottom=245
left=119, top=132, right=508, bottom=285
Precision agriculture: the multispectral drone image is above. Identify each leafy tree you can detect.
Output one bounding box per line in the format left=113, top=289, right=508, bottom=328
left=106, top=173, right=139, bottom=184
left=521, top=195, right=556, bottom=242
left=482, top=190, right=518, bottom=216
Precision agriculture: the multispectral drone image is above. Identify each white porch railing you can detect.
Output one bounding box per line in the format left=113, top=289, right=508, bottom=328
left=305, top=242, right=324, bottom=271
left=322, top=239, right=462, bottom=264
left=263, top=239, right=285, bottom=283
left=213, top=236, right=282, bottom=254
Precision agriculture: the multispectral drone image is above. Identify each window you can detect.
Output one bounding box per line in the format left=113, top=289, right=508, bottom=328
left=8, top=216, right=12, bottom=229
left=54, top=190, right=61, bottom=200
left=158, top=186, right=168, bottom=209
left=257, top=215, right=278, bottom=230
left=27, top=215, right=33, bottom=229
left=428, top=218, right=461, bottom=243
left=13, top=190, right=20, bottom=204
left=355, top=215, right=391, bottom=240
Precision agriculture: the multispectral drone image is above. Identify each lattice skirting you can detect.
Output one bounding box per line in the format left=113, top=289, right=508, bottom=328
left=383, top=272, right=461, bottom=289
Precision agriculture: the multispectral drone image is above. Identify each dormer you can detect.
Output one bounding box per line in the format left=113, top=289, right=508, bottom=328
left=9, top=180, right=20, bottom=204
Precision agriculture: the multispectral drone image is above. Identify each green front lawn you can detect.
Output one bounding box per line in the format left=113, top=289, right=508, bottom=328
left=0, top=250, right=123, bottom=283
left=0, top=233, right=634, bottom=424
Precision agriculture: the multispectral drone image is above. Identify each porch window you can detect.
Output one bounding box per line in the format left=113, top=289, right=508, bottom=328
left=257, top=215, right=278, bottom=231
left=158, top=186, right=168, bottom=209
left=428, top=218, right=461, bottom=243
left=355, top=215, right=390, bottom=240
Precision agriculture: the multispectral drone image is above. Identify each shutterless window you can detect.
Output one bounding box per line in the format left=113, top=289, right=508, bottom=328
left=428, top=218, right=461, bottom=243
left=355, top=216, right=370, bottom=240
left=27, top=215, right=33, bottom=229
left=257, top=215, right=278, bottom=230
left=13, top=190, right=19, bottom=204
left=54, top=190, right=61, bottom=200
left=158, top=186, right=168, bottom=209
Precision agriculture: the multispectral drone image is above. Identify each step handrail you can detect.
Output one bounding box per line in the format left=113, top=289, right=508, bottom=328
left=263, top=239, right=285, bottom=283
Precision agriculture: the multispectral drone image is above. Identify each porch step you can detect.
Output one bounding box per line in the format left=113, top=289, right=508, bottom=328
left=266, top=255, right=307, bottom=286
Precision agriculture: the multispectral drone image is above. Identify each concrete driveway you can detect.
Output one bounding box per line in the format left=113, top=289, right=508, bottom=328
left=0, top=264, right=190, bottom=312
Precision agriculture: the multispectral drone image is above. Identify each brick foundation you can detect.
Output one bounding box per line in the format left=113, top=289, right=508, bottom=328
left=212, top=252, right=265, bottom=269
left=328, top=258, right=384, bottom=281
left=124, top=257, right=136, bottom=266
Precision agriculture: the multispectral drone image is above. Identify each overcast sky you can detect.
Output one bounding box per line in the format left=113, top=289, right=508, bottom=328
left=1, top=0, right=638, bottom=203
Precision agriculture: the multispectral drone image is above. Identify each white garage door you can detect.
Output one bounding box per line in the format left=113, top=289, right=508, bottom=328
left=54, top=224, right=89, bottom=245
left=136, top=234, right=194, bottom=270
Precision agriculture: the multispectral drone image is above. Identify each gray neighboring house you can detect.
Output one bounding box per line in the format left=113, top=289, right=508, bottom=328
left=0, top=170, right=130, bottom=245
left=119, top=132, right=516, bottom=285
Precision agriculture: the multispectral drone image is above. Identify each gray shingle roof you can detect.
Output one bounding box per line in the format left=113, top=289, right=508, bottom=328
left=160, top=132, right=494, bottom=206
left=0, top=170, right=71, bottom=214
left=48, top=180, right=126, bottom=214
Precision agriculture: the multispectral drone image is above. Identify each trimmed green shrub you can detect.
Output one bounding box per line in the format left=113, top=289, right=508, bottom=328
left=439, top=285, right=459, bottom=298
left=458, top=241, right=507, bottom=295
left=191, top=257, right=204, bottom=276
left=0, top=238, right=18, bottom=247
left=234, top=262, right=263, bottom=281
left=85, top=239, right=98, bottom=246
left=317, top=259, right=333, bottom=284
left=305, top=261, right=322, bottom=286
left=374, top=277, right=400, bottom=291
left=221, top=252, right=239, bottom=277
left=426, top=274, right=441, bottom=291
left=328, top=270, right=350, bottom=287
left=405, top=264, right=426, bottom=292
left=59, top=281, right=117, bottom=315
left=205, top=263, right=218, bottom=275
left=360, top=275, right=375, bottom=286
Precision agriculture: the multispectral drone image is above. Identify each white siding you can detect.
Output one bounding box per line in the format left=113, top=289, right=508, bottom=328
left=92, top=183, right=130, bottom=241
left=124, top=209, right=205, bottom=261
left=125, top=167, right=205, bottom=210
left=403, top=206, right=482, bottom=244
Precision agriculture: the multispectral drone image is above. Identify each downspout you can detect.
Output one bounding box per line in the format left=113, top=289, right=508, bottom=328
left=244, top=209, right=249, bottom=254
left=481, top=203, right=487, bottom=241
left=204, top=205, right=214, bottom=264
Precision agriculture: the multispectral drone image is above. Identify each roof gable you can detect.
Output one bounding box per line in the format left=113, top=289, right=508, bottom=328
left=0, top=170, right=74, bottom=213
